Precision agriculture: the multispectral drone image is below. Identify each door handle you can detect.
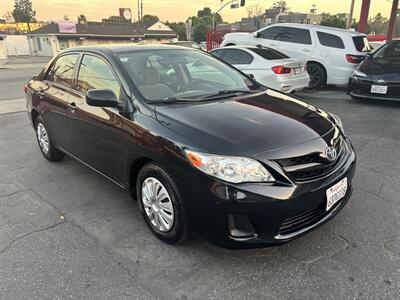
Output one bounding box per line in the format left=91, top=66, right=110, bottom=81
left=68, top=102, right=76, bottom=113
left=270, top=43, right=278, bottom=47
left=302, top=49, right=311, bottom=52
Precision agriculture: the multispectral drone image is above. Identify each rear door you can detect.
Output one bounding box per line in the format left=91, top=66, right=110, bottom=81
left=41, top=53, right=79, bottom=153
left=68, top=53, right=129, bottom=184
left=277, top=27, right=314, bottom=59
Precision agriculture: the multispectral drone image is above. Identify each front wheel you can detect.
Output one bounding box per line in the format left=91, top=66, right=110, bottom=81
left=136, top=163, right=190, bottom=244
left=35, top=116, right=65, bottom=162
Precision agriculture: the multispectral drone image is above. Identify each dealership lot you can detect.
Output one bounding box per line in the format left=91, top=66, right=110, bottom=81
left=0, top=83, right=399, bottom=299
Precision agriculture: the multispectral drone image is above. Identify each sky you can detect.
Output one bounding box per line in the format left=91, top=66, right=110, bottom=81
left=0, top=0, right=394, bottom=23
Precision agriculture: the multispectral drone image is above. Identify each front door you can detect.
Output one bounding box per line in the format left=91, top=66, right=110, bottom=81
left=41, top=53, right=79, bottom=153
left=68, top=53, right=129, bottom=185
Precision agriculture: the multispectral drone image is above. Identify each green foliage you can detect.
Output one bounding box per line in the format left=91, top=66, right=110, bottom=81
left=12, top=0, right=36, bottom=23
left=166, top=21, right=187, bottom=41
left=192, top=18, right=208, bottom=43
left=142, top=15, right=159, bottom=25
left=367, top=13, right=388, bottom=35
left=77, top=14, right=87, bottom=24
left=320, top=15, right=346, bottom=29
left=197, top=7, right=212, bottom=17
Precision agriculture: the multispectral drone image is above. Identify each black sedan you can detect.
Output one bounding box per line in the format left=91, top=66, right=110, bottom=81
left=349, top=40, right=400, bottom=101
left=25, top=45, right=356, bottom=248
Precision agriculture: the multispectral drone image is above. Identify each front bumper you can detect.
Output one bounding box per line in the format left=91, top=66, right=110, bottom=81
left=349, top=77, right=400, bottom=101
left=176, top=139, right=356, bottom=248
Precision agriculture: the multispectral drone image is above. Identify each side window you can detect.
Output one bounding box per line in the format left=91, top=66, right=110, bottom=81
left=317, top=32, right=345, bottom=49
left=282, top=28, right=312, bottom=45
left=47, top=54, right=79, bottom=88
left=76, top=55, right=121, bottom=99
left=211, top=49, right=223, bottom=58
left=220, top=49, right=254, bottom=65
left=259, top=26, right=286, bottom=41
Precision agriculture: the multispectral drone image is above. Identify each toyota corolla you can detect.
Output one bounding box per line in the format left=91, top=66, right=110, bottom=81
left=25, top=45, right=356, bottom=248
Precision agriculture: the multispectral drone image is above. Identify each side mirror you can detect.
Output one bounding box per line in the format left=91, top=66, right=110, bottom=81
left=248, top=74, right=255, bottom=80
left=86, top=89, right=118, bottom=108
left=255, top=32, right=263, bottom=38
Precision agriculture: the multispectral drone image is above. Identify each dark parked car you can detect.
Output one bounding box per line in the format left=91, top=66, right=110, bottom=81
left=25, top=45, right=356, bottom=248
left=349, top=40, right=400, bottom=101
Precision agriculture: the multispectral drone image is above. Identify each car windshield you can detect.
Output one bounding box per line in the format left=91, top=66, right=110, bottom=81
left=118, top=49, right=257, bottom=102
left=373, top=42, right=400, bottom=60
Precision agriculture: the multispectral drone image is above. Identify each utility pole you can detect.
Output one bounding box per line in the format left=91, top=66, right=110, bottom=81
left=347, top=0, right=355, bottom=29
left=141, top=0, right=143, bottom=22
left=137, top=0, right=140, bottom=22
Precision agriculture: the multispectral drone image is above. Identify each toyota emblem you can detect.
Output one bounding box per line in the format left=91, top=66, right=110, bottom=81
left=325, top=146, right=337, bottom=162
left=376, top=79, right=386, bottom=84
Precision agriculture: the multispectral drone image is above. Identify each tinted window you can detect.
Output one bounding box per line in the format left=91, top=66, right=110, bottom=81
left=247, top=47, right=289, bottom=60
left=259, top=26, right=286, bottom=41
left=317, top=32, right=345, bottom=49
left=210, top=49, right=223, bottom=58
left=219, top=49, right=254, bottom=65
left=373, top=42, right=400, bottom=59
left=283, top=28, right=312, bottom=45
left=77, top=55, right=121, bottom=98
left=353, top=36, right=372, bottom=52
left=47, top=54, right=79, bottom=88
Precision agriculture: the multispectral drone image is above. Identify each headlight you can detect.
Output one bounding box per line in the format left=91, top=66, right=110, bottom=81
left=185, top=150, right=275, bottom=183
left=352, top=70, right=367, bottom=78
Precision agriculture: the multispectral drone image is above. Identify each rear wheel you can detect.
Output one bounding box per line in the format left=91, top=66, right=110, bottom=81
left=35, top=116, right=65, bottom=162
left=136, top=163, right=190, bottom=244
left=307, top=63, right=326, bottom=89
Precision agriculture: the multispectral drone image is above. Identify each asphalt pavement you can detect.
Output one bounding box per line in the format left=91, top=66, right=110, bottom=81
left=0, top=67, right=43, bottom=101
left=0, top=67, right=400, bottom=298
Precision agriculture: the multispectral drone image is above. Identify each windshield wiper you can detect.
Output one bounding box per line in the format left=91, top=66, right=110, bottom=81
left=197, top=89, right=253, bottom=100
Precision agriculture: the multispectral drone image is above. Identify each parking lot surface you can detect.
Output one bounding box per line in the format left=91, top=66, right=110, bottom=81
left=0, top=89, right=399, bottom=299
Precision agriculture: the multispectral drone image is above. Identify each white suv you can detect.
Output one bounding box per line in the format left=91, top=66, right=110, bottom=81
left=221, top=23, right=372, bottom=88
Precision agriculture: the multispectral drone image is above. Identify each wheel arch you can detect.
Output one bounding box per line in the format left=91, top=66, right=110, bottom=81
left=129, top=157, right=155, bottom=198
left=31, top=109, right=40, bottom=126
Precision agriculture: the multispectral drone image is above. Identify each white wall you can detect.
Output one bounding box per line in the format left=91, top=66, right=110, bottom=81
left=30, top=36, right=54, bottom=56
left=0, top=39, right=7, bottom=60
left=4, top=35, right=30, bottom=56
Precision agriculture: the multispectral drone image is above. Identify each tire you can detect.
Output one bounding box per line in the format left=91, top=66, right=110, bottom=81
left=136, top=163, right=190, bottom=244
left=35, top=116, right=65, bottom=162
left=307, top=63, right=326, bottom=89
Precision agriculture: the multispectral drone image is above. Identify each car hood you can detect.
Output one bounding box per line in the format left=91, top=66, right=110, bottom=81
left=155, top=90, right=335, bottom=157
left=360, top=58, right=400, bottom=82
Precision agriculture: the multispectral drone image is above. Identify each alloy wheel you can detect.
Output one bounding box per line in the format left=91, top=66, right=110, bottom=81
left=141, top=177, right=175, bottom=232
left=37, top=123, right=50, bottom=154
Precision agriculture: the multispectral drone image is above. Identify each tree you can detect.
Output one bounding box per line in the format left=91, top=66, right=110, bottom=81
left=367, top=13, right=388, bottom=35
left=197, top=7, right=212, bottom=18
left=320, top=15, right=346, bottom=29
left=166, top=21, right=187, bottom=41
left=12, top=0, right=36, bottom=32
left=272, top=1, right=289, bottom=13
left=247, top=4, right=264, bottom=18
left=63, top=15, right=69, bottom=21
left=193, top=18, right=208, bottom=43
left=77, top=14, right=87, bottom=24
left=142, top=14, right=159, bottom=25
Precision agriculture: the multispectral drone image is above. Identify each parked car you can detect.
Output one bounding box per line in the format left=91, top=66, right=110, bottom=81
left=349, top=40, right=400, bottom=101
left=166, top=41, right=201, bottom=49
left=221, top=23, right=372, bottom=89
left=25, top=44, right=356, bottom=248
left=210, top=45, right=309, bottom=93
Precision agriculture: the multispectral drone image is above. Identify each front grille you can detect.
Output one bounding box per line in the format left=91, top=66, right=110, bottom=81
left=276, top=137, right=345, bottom=182
left=353, top=81, right=400, bottom=98
left=278, top=203, right=327, bottom=235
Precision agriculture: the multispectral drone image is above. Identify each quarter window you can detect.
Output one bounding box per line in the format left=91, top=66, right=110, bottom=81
left=77, top=55, right=121, bottom=98
left=47, top=54, right=79, bottom=88
left=317, top=32, right=345, bottom=49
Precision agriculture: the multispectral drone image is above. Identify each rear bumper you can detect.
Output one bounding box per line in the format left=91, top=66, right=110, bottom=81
left=260, top=75, right=310, bottom=94
left=176, top=140, right=356, bottom=249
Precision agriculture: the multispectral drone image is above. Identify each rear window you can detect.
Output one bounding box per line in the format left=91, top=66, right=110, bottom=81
left=218, top=49, right=254, bottom=65
left=247, top=47, right=289, bottom=60
left=317, top=32, right=345, bottom=49
left=353, top=36, right=372, bottom=52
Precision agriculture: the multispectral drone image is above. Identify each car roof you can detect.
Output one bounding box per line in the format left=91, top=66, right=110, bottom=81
left=62, top=43, right=192, bottom=55
left=269, top=23, right=366, bottom=37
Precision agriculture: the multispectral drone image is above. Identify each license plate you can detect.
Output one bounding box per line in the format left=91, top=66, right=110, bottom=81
left=371, top=85, right=387, bottom=94
left=326, top=178, right=347, bottom=211
left=294, top=67, right=301, bottom=75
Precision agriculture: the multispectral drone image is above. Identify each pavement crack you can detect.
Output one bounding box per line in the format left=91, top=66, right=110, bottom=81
left=0, top=189, right=28, bottom=198
left=0, top=221, right=65, bottom=255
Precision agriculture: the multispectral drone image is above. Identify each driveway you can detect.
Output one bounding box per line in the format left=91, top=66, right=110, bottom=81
left=0, top=90, right=399, bottom=299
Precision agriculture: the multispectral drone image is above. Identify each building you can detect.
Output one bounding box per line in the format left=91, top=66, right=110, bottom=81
left=28, top=21, right=177, bottom=56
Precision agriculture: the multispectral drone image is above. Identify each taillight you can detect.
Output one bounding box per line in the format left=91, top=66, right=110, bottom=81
left=271, top=65, right=291, bottom=74
left=346, top=54, right=363, bottom=64
left=24, top=84, right=28, bottom=93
